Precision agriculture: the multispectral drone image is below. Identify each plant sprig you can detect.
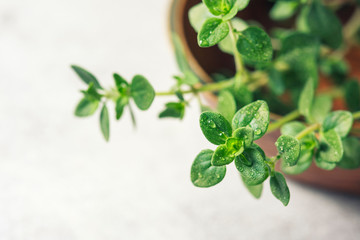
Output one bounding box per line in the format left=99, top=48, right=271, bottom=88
left=72, top=0, right=360, bottom=206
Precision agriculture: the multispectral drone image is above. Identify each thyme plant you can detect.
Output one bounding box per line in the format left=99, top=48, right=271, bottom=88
left=72, top=0, right=360, bottom=206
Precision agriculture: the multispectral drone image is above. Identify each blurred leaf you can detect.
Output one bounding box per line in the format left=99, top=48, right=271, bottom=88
left=100, top=104, right=110, bottom=141
left=217, top=90, right=236, bottom=123
left=71, top=65, right=103, bottom=89
left=130, top=75, right=155, bottom=110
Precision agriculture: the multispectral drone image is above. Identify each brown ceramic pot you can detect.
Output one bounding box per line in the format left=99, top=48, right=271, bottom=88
left=169, top=0, right=360, bottom=195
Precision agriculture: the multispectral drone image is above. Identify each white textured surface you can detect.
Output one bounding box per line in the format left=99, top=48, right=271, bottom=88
left=0, top=0, right=359, bottom=239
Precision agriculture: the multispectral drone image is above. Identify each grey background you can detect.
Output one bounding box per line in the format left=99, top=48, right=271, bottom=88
left=0, top=0, right=359, bottom=239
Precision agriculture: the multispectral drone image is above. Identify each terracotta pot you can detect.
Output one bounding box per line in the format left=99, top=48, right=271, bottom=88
left=169, top=0, right=360, bottom=195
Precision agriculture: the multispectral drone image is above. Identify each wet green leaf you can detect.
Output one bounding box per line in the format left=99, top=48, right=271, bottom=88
left=281, top=148, right=313, bottom=175
left=71, top=65, right=103, bottom=89
left=212, top=137, right=244, bottom=166
left=200, top=111, right=233, bottom=145
left=189, top=3, right=214, bottom=32
left=322, top=111, right=353, bottom=138
left=203, top=0, right=237, bottom=16
left=232, top=100, right=270, bottom=140
left=236, top=27, right=273, bottom=64
left=235, top=147, right=269, bottom=186
left=100, top=104, right=110, bottom=141
left=191, top=149, right=226, bottom=187
left=130, top=75, right=155, bottom=110
left=270, top=172, right=290, bottom=206
left=232, top=127, right=254, bottom=148
left=218, top=18, right=248, bottom=55
left=316, top=129, right=344, bottom=163
left=276, top=135, right=301, bottom=166
left=198, top=18, right=229, bottom=47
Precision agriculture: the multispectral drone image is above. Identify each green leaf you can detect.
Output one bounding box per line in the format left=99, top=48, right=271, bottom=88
left=230, top=85, right=253, bottom=108
left=217, top=90, right=236, bottom=123
left=235, top=147, right=269, bottom=186
left=130, top=75, right=155, bottom=111
left=100, top=104, right=110, bottom=141
left=75, top=98, right=99, bottom=117
left=316, top=129, right=344, bottom=163
left=222, top=0, right=250, bottom=21
left=232, top=100, right=270, bottom=140
left=320, top=57, right=349, bottom=85
left=200, top=111, right=233, bottom=145
left=270, top=172, right=290, bottom=206
left=183, top=70, right=200, bottom=85
left=191, top=149, right=226, bottom=187
left=236, top=27, right=273, bottom=64
left=311, top=95, right=332, bottom=123
left=322, top=111, right=353, bottom=138
left=337, top=137, right=360, bottom=169
left=268, top=66, right=285, bottom=95
left=81, top=82, right=102, bottom=101
left=203, top=0, right=237, bottom=16
left=244, top=182, right=263, bottom=199
left=71, top=65, right=103, bottom=89
left=113, top=73, right=129, bottom=93
left=218, top=18, right=248, bottom=55
left=189, top=3, right=214, bottom=33
left=345, top=79, right=360, bottom=112
left=171, top=32, right=192, bottom=73
left=278, top=32, right=319, bottom=92
left=212, top=137, right=244, bottom=166
left=232, top=127, right=254, bottom=148
left=198, top=18, right=229, bottom=47
left=115, top=97, right=128, bottom=120
left=270, top=1, right=299, bottom=21
left=298, top=78, right=314, bottom=121
left=281, top=148, right=313, bottom=175
left=275, top=135, right=301, bottom=166
left=281, top=121, right=306, bottom=137
left=315, top=157, right=336, bottom=170
left=159, top=102, right=185, bottom=119
left=297, top=1, right=343, bottom=49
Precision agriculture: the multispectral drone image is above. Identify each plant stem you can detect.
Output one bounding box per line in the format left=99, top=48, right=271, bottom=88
left=155, top=79, right=235, bottom=96
left=227, top=21, right=245, bottom=76
left=295, top=123, right=321, bottom=140
left=353, top=111, right=360, bottom=120
left=267, top=110, right=301, bottom=133
left=344, top=7, right=360, bottom=42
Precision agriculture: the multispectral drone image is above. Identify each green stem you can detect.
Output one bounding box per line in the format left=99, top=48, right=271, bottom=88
left=353, top=111, right=360, bottom=120
left=227, top=21, right=244, bottom=75
left=295, top=123, right=321, bottom=140
left=155, top=79, right=235, bottom=96
left=267, top=110, right=301, bottom=133
left=344, top=7, right=360, bottom=42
